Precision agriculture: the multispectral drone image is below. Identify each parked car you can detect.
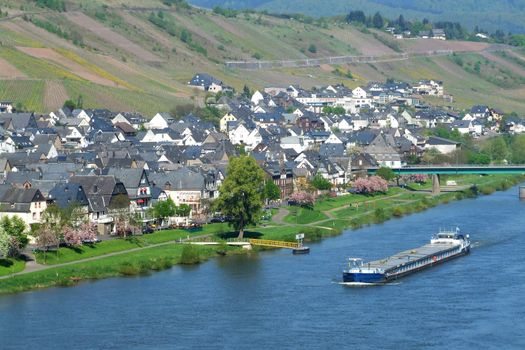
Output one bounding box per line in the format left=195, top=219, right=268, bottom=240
left=82, top=238, right=101, bottom=244
left=142, top=226, right=154, bottom=234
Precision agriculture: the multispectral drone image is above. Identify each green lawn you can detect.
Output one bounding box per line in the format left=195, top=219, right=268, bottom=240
left=34, top=227, right=226, bottom=265
left=283, top=207, right=328, bottom=224
left=314, top=187, right=403, bottom=211
left=0, top=244, right=222, bottom=295
left=0, top=258, right=26, bottom=277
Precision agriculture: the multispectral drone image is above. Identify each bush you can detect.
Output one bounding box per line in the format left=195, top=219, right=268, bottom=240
left=392, top=207, right=404, bottom=217
left=180, top=244, right=201, bottom=264
left=119, top=262, right=141, bottom=276
left=480, top=186, right=495, bottom=195
left=373, top=208, right=389, bottom=223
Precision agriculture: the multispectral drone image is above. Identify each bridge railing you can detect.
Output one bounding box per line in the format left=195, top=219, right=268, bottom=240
left=248, top=239, right=299, bottom=249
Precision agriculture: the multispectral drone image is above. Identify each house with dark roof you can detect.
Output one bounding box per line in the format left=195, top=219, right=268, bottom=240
left=69, top=175, right=129, bottom=234
left=0, top=186, right=47, bottom=225
left=105, top=168, right=152, bottom=214
left=188, top=73, right=225, bottom=93
left=424, top=136, right=460, bottom=154
left=149, top=167, right=206, bottom=217
left=48, top=183, right=90, bottom=221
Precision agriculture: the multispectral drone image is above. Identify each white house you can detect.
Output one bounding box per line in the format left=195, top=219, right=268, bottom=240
left=324, top=133, right=343, bottom=144
left=65, top=127, right=88, bottom=148
left=0, top=136, right=16, bottom=153
left=220, top=112, right=237, bottom=132
left=352, top=87, right=367, bottom=99
left=245, top=128, right=263, bottom=150
left=251, top=90, right=264, bottom=106
left=280, top=136, right=311, bottom=153
left=141, top=130, right=178, bottom=144
left=112, top=113, right=131, bottom=125
left=425, top=136, right=459, bottom=154
left=149, top=113, right=170, bottom=130
left=228, top=124, right=251, bottom=145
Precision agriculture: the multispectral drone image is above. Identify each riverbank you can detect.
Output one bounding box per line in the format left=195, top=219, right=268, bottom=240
left=1, top=174, right=523, bottom=295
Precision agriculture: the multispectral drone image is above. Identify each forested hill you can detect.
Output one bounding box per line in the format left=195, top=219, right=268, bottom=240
left=189, top=0, right=525, bottom=33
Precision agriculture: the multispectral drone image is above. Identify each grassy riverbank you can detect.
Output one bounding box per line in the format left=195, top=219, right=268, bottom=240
left=0, top=259, right=25, bottom=277
left=0, top=174, right=523, bottom=295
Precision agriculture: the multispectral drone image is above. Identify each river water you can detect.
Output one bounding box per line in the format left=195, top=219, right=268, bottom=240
left=1, top=185, right=524, bottom=349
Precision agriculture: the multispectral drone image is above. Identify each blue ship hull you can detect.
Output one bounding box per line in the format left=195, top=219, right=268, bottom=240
left=343, top=272, right=385, bottom=283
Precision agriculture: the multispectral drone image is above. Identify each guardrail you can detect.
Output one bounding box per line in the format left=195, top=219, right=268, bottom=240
left=225, top=50, right=454, bottom=70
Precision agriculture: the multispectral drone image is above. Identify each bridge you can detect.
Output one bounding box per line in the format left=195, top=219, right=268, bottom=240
left=188, top=239, right=300, bottom=249
left=367, top=165, right=525, bottom=194
left=248, top=239, right=299, bottom=249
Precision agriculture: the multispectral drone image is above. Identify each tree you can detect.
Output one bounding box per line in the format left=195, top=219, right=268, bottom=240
left=347, top=10, right=366, bottom=24
left=376, top=167, right=396, bottom=181
left=372, top=12, right=384, bottom=29
left=264, top=180, right=281, bottom=202
left=354, top=176, right=388, bottom=194
left=63, top=223, right=97, bottom=246
left=63, top=99, right=77, bottom=110
left=510, top=135, right=525, bottom=164
left=0, top=226, right=9, bottom=258
left=485, top=137, right=508, bottom=162
left=308, top=44, right=317, bottom=53
left=397, top=14, right=406, bottom=31
left=175, top=204, right=191, bottom=217
left=468, top=152, right=491, bottom=165
left=332, top=106, right=346, bottom=115
left=311, top=174, right=332, bottom=191
left=151, top=198, right=176, bottom=224
left=289, top=192, right=315, bottom=209
left=242, top=84, right=251, bottom=98
left=0, top=216, right=28, bottom=254
left=36, top=224, right=59, bottom=263
left=214, top=155, right=265, bottom=239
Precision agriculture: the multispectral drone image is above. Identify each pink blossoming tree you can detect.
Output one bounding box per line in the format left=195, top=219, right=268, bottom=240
left=289, top=191, right=316, bottom=209
left=353, top=176, right=389, bottom=194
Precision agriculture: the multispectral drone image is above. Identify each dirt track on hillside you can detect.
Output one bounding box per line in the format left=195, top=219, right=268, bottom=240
left=401, top=39, right=490, bottom=53
left=119, top=11, right=195, bottom=59
left=16, top=47, right=121, bottom=87
left=325, top=27, right=395, bottom=56
left=44, top=80, right=69, bottom=111
left=0, top=57, right=26, bottom=78
left=481, top=51, right=525, bottom=77
left=65, top=12, right=161, bottom=62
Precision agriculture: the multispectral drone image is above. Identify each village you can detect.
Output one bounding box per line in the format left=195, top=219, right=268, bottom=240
left=0, top=72, right=523, bottom=240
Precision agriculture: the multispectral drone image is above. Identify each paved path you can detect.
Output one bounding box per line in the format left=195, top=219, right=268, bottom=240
left=0, top=234, right=212, bottom=280
left=1, top=191, right=434, bottom=279
left=272, top=207, right=289, bottom=225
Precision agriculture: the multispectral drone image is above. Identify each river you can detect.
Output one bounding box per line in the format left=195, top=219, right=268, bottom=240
left=1, top=185, right=524, bottom=349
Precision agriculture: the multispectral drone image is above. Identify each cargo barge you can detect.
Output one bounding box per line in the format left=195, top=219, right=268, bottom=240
left=343, top=228, right=470, bottom=283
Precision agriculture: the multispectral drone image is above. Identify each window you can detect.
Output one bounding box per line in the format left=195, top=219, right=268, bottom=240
left=33, top=212, right=36, bottom=220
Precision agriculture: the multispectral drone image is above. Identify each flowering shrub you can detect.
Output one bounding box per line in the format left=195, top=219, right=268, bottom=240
left=410, top=174, right=428, bottom=184
left=63, top=223, right=98, bottom=246
left=289, top=191, right=315, bottom=208
left=353, top=176, right=388, bottom=194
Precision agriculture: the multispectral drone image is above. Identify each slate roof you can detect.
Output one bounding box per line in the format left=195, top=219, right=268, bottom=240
left=48, top=183, right=89, bottom=208
left=188, top=73, right=223, bottom=88
left=149, top=167, right=205, bottom=191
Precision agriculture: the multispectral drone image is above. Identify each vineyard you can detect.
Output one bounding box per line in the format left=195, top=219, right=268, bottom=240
left=62, top=80, right=182, bottom=116
left=0, top=80, right=45, bottom=112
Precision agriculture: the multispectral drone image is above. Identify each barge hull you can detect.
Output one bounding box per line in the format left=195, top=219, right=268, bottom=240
left=385, top=248, right=469, bottom=282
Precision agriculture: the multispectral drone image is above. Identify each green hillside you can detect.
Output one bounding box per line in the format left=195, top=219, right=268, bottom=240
left=190, top=0, right=525, bottom=33
left=0, top=0, right=523, bottom=115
